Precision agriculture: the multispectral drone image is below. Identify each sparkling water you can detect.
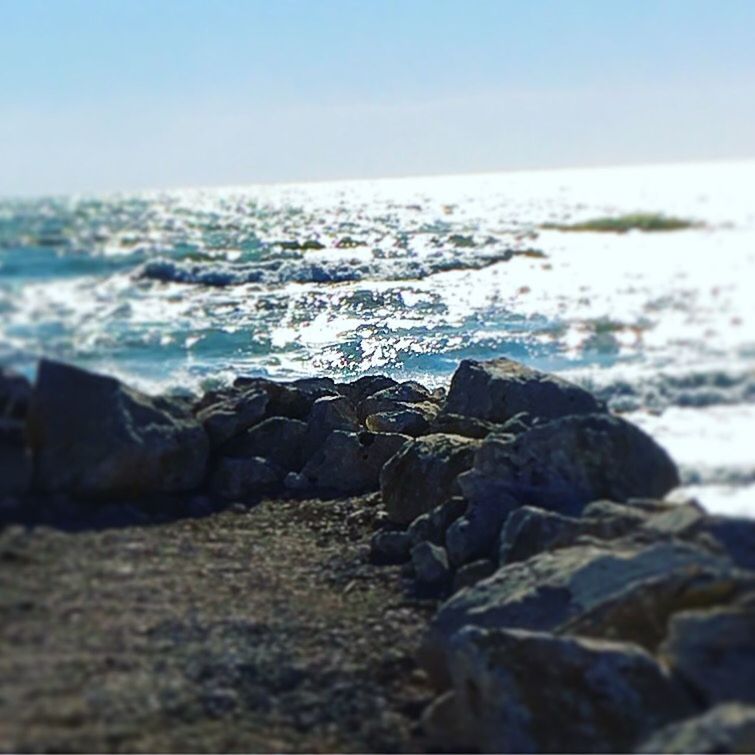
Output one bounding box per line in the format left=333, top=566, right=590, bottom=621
left=2, top=160, right=754, bottom=515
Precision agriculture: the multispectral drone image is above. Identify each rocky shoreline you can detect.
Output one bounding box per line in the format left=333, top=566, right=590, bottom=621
left=1, top=357, right=754, bottom=752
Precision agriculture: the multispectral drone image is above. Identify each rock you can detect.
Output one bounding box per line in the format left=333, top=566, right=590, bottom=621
left=426, top=413, right=503, bottom=439
left=288, top=376, right=338, bottom=397
left=283, top=471, right=311, bottom=492
left=411, top=542, right=451, bottom=591
left=365, top=402, right=439, bottom=436
left=358, top=381, right=435, bottom=421
left=335, top=375, right=398, bottom=407
left=458, top=413, right=680, bottom=516
left=303, top=395, right=359, bottom=458
left=498, top=504, right=646, bottom=565
left=0, top=419, right=31, bottom=496
left=370, top=530, right=412, bottom=564
left=444, top=357, right=605, bottom=423
left=195, top=388, right=268, bottom=448
left=407, top=497, right=467, bottom=547
left=381, top=434, right=480, bottom=525
left=636, top=703, right=755, bottom=754
left=424, top=540, right=751, bottom=682
left=221, top=417, right=307, bottom=472
left=660, top=598, right=755, bottom=706
left=0, top=368, right=31, bottom=420
left=27, top=360, right=208, bottom=497
left=210, top=456, right=283, bottom=499
left=230, top=377, right=313, bottom=419
left=446, top=495, right=520, bottom=566
left=452, top=559, right=496, bottom=592
left=301, top=430, right=409, bottom=494
left=425, top=626, right=694, bottom=753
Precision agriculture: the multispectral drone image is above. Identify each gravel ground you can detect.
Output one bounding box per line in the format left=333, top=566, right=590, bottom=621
left=0, top=495, right=437, bottom=753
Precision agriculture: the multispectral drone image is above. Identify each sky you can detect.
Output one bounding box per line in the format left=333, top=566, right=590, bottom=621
left=1, top=0, right=755, bottom=196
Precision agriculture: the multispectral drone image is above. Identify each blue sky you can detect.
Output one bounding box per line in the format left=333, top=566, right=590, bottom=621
left=2, top=0, right=754, bottom=196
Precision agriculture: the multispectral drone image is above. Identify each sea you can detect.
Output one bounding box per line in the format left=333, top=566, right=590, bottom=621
left=1, top=160, right=754, bottom=516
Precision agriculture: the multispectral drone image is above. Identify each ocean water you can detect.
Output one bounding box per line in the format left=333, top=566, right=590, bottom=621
left=1, top=160, right=754, bottom=516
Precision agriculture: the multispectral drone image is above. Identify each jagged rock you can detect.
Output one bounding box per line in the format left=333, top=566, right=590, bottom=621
left=452, top=559, right=496, bottom=592
left=370, top=530, right=411, bottom=564
left=335, top=375, right=398, bottom=406
left=423, top=541, right=752, bottom=683
left=210, top=456, right=283, bottom=499
left=499, top=504, right=646, bottom=565
left=0, top=419, right=31, bottom=496
left=221, top=417, right=307, bottom=472
left=303, top=395, right=359, bottom=458
left=426, top=413, right=503, bottom=439
left=195, top=388, right=268, bottom=448
left=301, top=430, right=409, bottom=494
left=458, top=413, right=680, bottom=516
left=230, top=376, right=314, bottom=419
left=407, top=497, right=467, bottom=547
left=411, top=542, right=451, bottom=591
left=381, top=434, right=480, bottom=525
left=0, top=368, right=31, bottom=420
left=358, top=381, right=435, bottom=421
left=27, top=360, right=208, bottom=497
left=636, top=703, right=755, bottom=754
left=444, top=357, right=605, bottom=423
left=365, top=402, right=439, bottom=436
left=423, top=626, right=694, bottom=753
left=660, top=598, right=755, bottom=706
left=446, top=495, right=520, bottom=566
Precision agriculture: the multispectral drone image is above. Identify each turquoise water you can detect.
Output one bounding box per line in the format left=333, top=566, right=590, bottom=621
left=2, top=161, right=755, bottom=514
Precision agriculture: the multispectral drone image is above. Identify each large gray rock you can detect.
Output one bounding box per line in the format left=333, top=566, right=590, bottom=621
left=499, top=504, right=646, bottom=565
left=446, top=495, right=520, bottom=566
left=0, top=419, right=31, bottom=496
left=195, top=388, right=268, bottom=448
left=423, top=626, right=694, bottom=753
left=444, top=357, right=605, bottom=423
left=0, top=368, right=31, bottom=420
left=221, top=417, right=308, bottom=472
left=335, top=375, right=398, bottom=407
left=301, top=430, right=409, bottom=494
left=660, top=598, right=755, bottom=706
left=458, top=413, right=680, bottom=516
left=210, top=456, right=282, bottom=499
left=365, top=401, right=439, bottom=436
left=380, top=434, right=480, bottom=525
left=358, top=381, right=435, bottom=421
left=230, top=376, right=316, bottom=419
left=407, top=497, right=467, bottom=548
left=303, top=395, right=359, bottom=458
left=27, top=360, right=208, bottom=497
left=636, top=704, right=755, bottom=754
left=423, top=541, right=752, bottom=682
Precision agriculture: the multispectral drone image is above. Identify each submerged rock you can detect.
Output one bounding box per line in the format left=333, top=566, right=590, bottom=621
left=301, top=430, right=409, bottom=494
left=444, top=357, right=605, bottom=423
left=458, top=413, right=680, bottom=516
left=27, top=360, right=208, bottom=497
left=381, top=434, right=480, bottom=525
left=636, top=703, right=755, bottom=754
left=423, top=626, right=694, bottom=753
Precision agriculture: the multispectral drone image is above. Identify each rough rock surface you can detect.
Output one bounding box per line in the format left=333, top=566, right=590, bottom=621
left=195, top=388, right=269, bottom=448
left=0, top=420, right=31, bottom=496
left=411, top=542, right=451, bottom=591
left=27, top=360, right=209, bottom=497
left=458, top=413, right=680, bottom=515
left=303, top=395, right=360, bottom=457
left=358, top=381, right=435, bottom=421
left=369, top=530, right=411, bottom=565
left=301, top=430, right=409, bottom=494
left=406, top=497, right=467, bottom=548
left=381, top=434, right=480, bottom=525
left=0, top=368, right=31, bottom=420
left=660, top=598, right=755, bottom=706
left=365, top=402, right=439, bottom=436
left=636, top=703, right=755, bottom=754
left=221, top=416, right=308, bottom=472
left=425, top=412, right=504, bottom=439
left=210, top=456, right=283, bottom=499
left=424, top=626, right=693, bottom=753
left=335, top=375, right=398, bottom=407
left=444, top=357, right=605, bottom=423
left=424, top=540, right=752, bottom=680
